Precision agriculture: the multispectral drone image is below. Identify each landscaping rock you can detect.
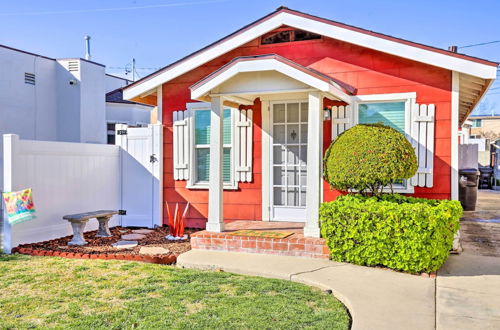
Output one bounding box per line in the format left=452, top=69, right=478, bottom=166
left=132, top=229, right=154, bottom=235
left=112, top=240, right=138, bottom=249
left=139, top=246, right=170, bottom=255
left=121, top=233, right=146, bottom=240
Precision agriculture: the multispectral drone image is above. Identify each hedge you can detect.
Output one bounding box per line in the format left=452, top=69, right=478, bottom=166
left=319, top=194, right=462, bottom=273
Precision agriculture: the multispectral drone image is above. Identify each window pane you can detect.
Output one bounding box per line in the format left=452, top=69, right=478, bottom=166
left=273, top=166, right=286, bottom=185
left=223, top=147, right=231, bottom=182
left=287, top=103, right=299, bottom=122
left=300, top=102, right=308, bottom=121
left=287, top=188, right=299, bottom=206
left=273, top=146, right=285, bottom=164
left=195, top=109, right=232, bottom=145
left=273, top=187, right=285, bottom=206
left=195, top=110, right=211, bottom=144
left=194, top=109, right=232, bottom=184
left=223, top=109, right=232, bottom=144
left=273, top=104, right=286, bottom=123
left=196, top=148, right=210, bottom=182
left=196, top=148, right=231, bottom=183
left=358, top=102, right=405, bottom=133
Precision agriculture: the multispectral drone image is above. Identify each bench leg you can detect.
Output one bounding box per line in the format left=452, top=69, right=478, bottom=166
left=68, top=220, right=88, bottom=246
left=96, top=216, right=112, bottom=237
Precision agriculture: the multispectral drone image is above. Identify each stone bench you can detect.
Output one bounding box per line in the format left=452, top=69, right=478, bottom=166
left=63, top=210, right=119, bottom=246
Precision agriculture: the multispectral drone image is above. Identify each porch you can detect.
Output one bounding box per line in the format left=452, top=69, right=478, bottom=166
left=190, top=220, right=330, bottom=259
left=189, top=54, right=355, bottom=239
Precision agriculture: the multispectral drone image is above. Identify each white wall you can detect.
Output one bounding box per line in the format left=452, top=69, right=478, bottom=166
left=80, top=61, right=106, bottom=144
left=106, top=102, right=152, bottom=126
left=105, top=74, right=130, bottom=92
left=0, top=47, right=59, bottom=216
left=2, top=134, right=121, bottom=252
left=55, top=59, right=81, bottom=142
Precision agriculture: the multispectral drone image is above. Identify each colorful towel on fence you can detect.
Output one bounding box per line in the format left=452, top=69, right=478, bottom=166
left=2, top=188, right=36, bottom=225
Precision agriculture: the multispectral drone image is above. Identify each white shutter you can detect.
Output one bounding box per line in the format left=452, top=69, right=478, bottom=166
left=235, top=109, right=253, bottom=182
left=410, top=103, right=435, bottom=188
left=173, top=110, right=190, bottom=180
left=331, top=105, right=353, bottom=140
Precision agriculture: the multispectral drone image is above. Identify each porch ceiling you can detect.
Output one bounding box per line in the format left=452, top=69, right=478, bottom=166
left=190, top=54, right=356, bottom=106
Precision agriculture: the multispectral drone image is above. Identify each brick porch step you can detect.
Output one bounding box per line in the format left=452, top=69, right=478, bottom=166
left=190, top=221, right=330, bottom=259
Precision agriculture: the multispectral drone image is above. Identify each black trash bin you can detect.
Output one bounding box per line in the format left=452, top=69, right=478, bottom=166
left=478, top=167, right=493, bottom=189
left=459, top=168, right=480, bottom=211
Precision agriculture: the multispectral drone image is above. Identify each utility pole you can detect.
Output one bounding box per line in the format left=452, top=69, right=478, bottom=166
left=132, top=58, right=136, bottom=81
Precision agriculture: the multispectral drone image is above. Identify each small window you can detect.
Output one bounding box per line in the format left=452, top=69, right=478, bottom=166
left=472, top=119, right=482, bottom=128
left=294, top=30, right=322, bottom=42
left=194, top=109, right=232, bottom=183
left=261, top=29, right=321, bottom=45
left=24, top=73, right=35, bottom=85
left=358, top=102, right=406, bottom=133
left=356, top=99, right=411, bottom=192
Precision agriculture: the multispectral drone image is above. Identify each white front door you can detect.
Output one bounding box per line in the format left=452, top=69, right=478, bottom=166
left=270, top=101, right=308, bottom=222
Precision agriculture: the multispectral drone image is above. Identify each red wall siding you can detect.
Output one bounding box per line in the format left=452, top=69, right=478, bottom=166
left=162, top=35, right=452, bottom=227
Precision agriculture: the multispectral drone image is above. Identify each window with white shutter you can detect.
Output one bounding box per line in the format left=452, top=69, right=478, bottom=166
left=175, top=102, right=252, bottom=189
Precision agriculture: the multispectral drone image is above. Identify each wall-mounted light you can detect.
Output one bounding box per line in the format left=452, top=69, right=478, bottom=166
left=323, top=107, right=331, bottom=121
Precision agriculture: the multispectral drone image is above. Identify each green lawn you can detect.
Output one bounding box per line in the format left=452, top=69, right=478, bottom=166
left=0, top=254, right=350, bottom=329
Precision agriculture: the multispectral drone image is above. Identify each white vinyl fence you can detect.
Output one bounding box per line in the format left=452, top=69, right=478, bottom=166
left=2, top=134, right=121, bottom=253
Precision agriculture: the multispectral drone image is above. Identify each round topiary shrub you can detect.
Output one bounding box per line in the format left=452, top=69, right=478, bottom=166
left=324, top=123, right=417, bottom=195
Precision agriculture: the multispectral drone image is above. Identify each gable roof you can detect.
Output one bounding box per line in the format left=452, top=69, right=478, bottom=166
left=190, top=54, right=357, bottom=103
left=123, top=6, right=498, bottom=100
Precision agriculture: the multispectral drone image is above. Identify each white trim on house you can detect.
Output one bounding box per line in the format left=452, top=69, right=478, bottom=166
left=123, top=11, right=497, bottom=100
left=191, top=58, right=352, bottom=103
left=451, top=72, right=460, bottom=200
left=261, top=100, right=271, bottom=221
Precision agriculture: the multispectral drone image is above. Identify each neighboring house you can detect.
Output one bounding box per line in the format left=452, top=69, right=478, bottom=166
left=105, top=88, right=153, bottom=144
left=119, top=7, right=496, bottom=236
left=464, top=111, right=500, bottom=165
left=0, top=44, right=152, bottom=239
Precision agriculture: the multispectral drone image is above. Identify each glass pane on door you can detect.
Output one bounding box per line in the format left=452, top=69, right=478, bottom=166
left=271, top=101, right=308, bottom=219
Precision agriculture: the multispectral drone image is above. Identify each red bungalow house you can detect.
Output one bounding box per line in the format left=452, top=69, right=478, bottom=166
left=123, top=7, right=497, bottom=251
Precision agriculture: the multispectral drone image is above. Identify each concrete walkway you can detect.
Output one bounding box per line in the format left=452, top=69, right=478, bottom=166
left=437, top=253, right=500, bottom=329
left=177, top=250, right=435, bottom=330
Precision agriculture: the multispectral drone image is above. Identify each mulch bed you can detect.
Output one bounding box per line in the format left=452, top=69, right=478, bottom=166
left=12, top=226, right=198, bottom=265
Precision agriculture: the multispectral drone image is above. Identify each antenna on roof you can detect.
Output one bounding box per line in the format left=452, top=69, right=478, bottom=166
left=448, top=45, right=458, bottom=53
left=84, top=35, right=91, bottom=60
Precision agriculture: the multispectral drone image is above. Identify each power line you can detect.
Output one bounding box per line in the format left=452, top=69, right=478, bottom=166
left=0, top=0, right=230, bottom=16
left=458, top=40, right=500, bottom=49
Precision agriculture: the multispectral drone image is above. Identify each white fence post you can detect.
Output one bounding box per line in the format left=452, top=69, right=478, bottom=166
left=2, top=134, right=20, bottom=253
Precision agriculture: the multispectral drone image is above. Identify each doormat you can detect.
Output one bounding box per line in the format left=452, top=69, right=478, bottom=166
left=227, top=230, right=293, bottom=239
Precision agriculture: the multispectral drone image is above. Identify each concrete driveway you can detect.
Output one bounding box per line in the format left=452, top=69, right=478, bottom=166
left=436, top=190, right=500, bottom=329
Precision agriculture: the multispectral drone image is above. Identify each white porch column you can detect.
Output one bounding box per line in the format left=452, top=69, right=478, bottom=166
left=206, top=96, right=225, bottom=232
left=304, top=92, right=323, bottom=237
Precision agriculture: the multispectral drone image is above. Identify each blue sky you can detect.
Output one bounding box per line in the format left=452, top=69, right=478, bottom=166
left=1, top=0, right=499, bottom=115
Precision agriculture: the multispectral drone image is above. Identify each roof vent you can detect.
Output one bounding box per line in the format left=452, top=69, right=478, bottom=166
left=448, top=45, right=458, bottom=53
left=68, top=61, right=79, bottom=72
left=24, top=72, right=35, bottom=85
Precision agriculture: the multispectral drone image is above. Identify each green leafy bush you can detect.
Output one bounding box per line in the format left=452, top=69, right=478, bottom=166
left=319, top=194, right=462, bottom=273
left=324, top=124, right=417, bottom=196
